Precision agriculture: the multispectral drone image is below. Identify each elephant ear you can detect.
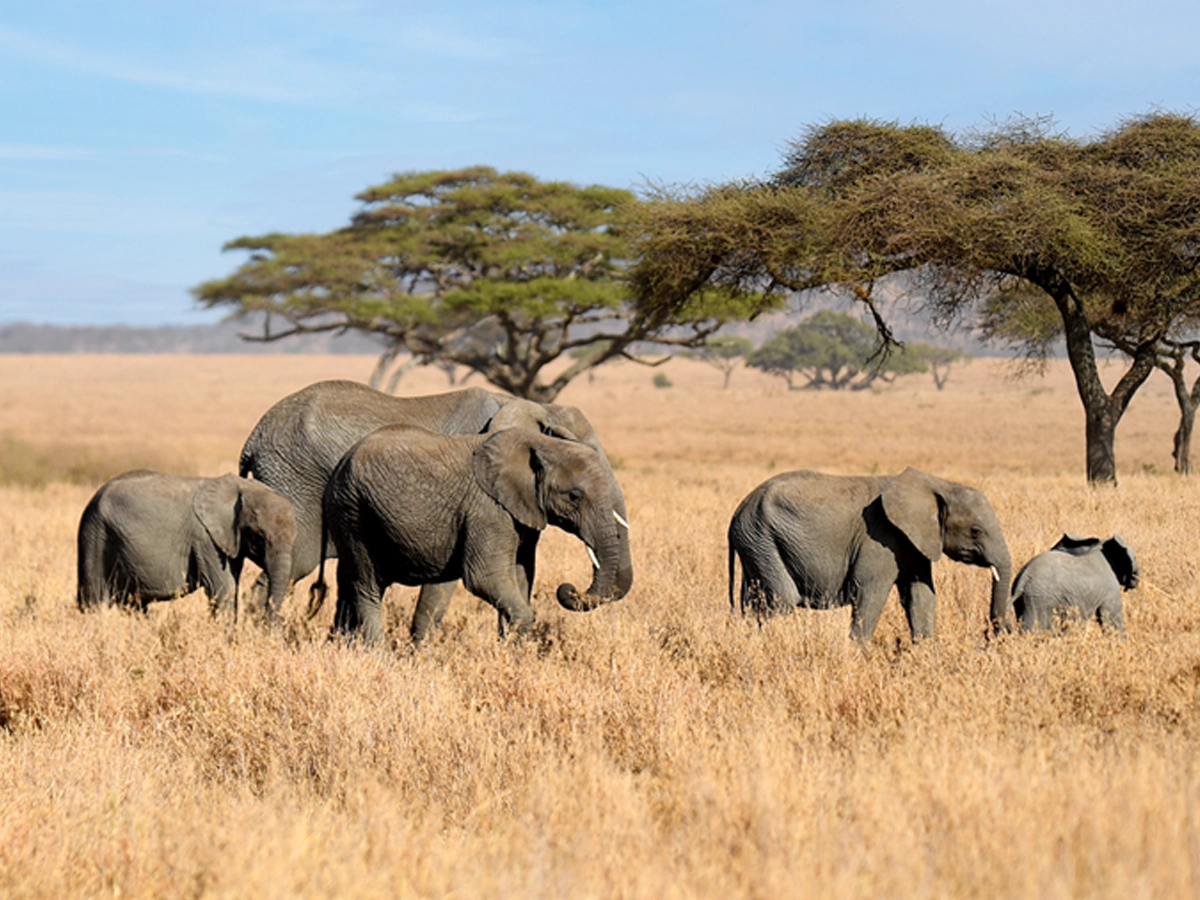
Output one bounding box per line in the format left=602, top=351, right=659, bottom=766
left=879, top=467, right=943, bottom=562
left=488, top=399, right=582, bottom=442
left=1102, top=535, right=1139, bottom=589
left=1052, top=533, right=1101, bottom=556
left=472, top=430, right=547, bottom=531
left=193, top=474, right=242, bottom=558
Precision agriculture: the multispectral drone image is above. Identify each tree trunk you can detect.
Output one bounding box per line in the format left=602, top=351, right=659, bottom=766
left=1163, top=355, right=1200, bottom=475
left=1049, top=285, right=1157, bottom=485
left=1174, top=410, right=1194, bottom=475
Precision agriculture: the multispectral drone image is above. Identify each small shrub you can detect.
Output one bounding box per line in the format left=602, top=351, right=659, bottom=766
left=652, top=373, right=673, bottom=389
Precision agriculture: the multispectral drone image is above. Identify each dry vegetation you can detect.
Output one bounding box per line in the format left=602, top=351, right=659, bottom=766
left=1, top=353, right=1199, bottom=897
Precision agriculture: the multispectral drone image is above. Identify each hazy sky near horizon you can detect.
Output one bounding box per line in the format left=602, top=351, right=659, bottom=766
left=2, top=1, right=1198, bottom=325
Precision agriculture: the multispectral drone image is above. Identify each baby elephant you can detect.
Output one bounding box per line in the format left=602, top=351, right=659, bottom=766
left=77, top=470, right=297, bottom=619
left=1012, top=534, right=1138, bottom=632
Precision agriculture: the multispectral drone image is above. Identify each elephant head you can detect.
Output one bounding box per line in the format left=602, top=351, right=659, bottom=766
left=473, top=429, right=633, bottom=612
left=193, top=474, right=298, bottom=611
left=486, top=398, right=630, bottom=531
left=879, top=467, right=1013, bottom=632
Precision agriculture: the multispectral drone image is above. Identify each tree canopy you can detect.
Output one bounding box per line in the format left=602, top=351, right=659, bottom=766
left=627, top=113, right=1200, bottom=483
left=745, top=310, right=927, bottom=391
left=194, top=167, right=732, bottom=401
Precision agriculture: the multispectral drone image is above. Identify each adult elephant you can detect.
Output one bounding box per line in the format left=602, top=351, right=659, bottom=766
left=309, top=426, right=633, bottom=644
left=238, top=380, right=629, bottom=634
left=1012, top=534, right=1138, bottom=632
left=728, top=467, right=1012, bottom=641
left=77, top=471, right=296, bottom=618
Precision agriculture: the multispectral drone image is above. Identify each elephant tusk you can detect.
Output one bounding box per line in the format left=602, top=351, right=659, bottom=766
left=990, top=565, right=1000, bottom=583
left=586, top=545, right=600, bottom=569
left=613, top=511, right=629, bottom=529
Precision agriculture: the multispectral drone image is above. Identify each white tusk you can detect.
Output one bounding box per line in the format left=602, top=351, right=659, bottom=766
left=990, top=565, right=1000, bottom=583
left=587, top=545, right=600, bottom=569
left=613, top=511, right=629, bottom=529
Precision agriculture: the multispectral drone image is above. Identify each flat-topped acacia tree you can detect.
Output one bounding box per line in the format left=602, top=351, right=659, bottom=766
left=194, top=167, right=735, bottom=402
left=628, top=115, right=1200, bottom=484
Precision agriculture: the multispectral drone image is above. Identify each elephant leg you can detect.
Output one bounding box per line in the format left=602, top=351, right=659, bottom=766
left=1098, top=598, right=1126, bottom=632
left=410, top=582, right=457, bottom=644
left=333, top=553, right=386, bottom=645
left=849, top=573, right=896, bottom=642
left=204, top=567, right=238, bottom=621
left=468, top=568, right=535, bottom=638
left=741, top=545, right=800, bottom=619
left=246, top=571, right=270, bottom=619
left=898, top=578, right=937, bottom=642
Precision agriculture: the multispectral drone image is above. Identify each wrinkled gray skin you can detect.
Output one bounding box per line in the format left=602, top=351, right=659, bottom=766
left=1012, top=534, right=1138, bottom=632
left=309, top=426, right=633, bottom=644
left=77, top=471, right=297, bottom=618
left=728, top=467, right=1012, bottom=641
left=238, top=380, right=629, bottom=632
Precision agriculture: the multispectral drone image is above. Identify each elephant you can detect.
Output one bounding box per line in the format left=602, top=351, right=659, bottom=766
left=307, top=425, right=633, bottom=644
left=237, top=379, right=628, bottom=634
left=727, top=467, right=1012, bottom=641
left=1011, top=534, right=1138, bottom=632
left=77, top=471, right=297, bottom=618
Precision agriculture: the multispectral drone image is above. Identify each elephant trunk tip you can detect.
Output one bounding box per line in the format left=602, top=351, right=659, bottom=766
left=556, top=583, right=607, bottom=612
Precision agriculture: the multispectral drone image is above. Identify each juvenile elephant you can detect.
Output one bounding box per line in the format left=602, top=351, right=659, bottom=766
left=728, top=467, right=1012, bottom=641
left=309, top=425, right=633, bottom=644
left=77, top=471, right=297, bottom=617
left=238, top=380, right=628, bottom=625
left=1012, top=534, right=1138, bottom=632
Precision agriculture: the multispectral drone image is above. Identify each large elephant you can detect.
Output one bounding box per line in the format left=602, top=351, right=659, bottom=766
left=237, top=380, right=628, bottom=631
left=727, top=467, right=1012, bottom=641
left=1012, top=534, right=1138, bottom=632
left=77, top=471, right=296, bottom=618
left=308, top=425, right=633, bottom=644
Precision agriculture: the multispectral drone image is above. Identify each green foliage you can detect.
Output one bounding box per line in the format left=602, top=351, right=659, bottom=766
left=652, top=372, right=673, bottom=389
left=680, top=335, right=754, bottom=388
left=745, top=311, right=918, bottom=391
left=195, top=167, right=722, bottom=401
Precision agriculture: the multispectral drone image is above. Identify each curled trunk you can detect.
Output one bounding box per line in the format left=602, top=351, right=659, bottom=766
left=555, top=520, right=633, bottom=612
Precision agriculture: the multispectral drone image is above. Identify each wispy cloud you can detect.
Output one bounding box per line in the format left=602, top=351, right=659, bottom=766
left=0, top=24, right=333, bottom=103
left=0, top=144, right=93, bottom=161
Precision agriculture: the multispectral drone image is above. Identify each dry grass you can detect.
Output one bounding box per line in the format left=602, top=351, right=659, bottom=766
left=1, top=353, right=1199, bottom=897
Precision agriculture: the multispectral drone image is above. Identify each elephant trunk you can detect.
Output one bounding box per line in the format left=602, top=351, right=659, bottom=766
left=555, top=514, right=633, bottom=612
left=987, top=548, right=1013, bottom=634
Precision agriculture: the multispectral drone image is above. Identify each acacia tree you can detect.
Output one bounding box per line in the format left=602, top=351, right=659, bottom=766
left=837, top=114, right=1200, bottom=483
left=745, top=310, right=926, bottom=390
left=681, top=335, right=754, bottom=388
left=628, top=115, right=1200, bottom=483
left=194, top=167, right=727, bottom=402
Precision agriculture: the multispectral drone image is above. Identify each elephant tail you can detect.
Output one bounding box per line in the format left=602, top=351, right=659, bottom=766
left=306, top=512, right=330, bottom=620
left=728, top=539, right=738, bottom=615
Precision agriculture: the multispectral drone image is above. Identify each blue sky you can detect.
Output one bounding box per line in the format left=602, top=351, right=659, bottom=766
left=2, top=0, right=1198, bottom=325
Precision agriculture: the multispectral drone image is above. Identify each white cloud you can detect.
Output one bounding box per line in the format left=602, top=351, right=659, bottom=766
left=0, top=144, right=93, bottom=161
left=0, top=23, right=338, bottom=103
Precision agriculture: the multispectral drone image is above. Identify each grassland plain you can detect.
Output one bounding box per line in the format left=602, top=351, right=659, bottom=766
left=1, top=353, right=1199, bottom=898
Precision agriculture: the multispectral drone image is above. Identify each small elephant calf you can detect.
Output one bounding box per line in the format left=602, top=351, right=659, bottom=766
left=77, top=470, right=297, bottom=619
left=1012, top=534, right=1138, bottom=632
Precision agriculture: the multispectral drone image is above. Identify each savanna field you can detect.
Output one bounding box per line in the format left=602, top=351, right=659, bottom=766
left=3, top=353, right=1200, bottom=898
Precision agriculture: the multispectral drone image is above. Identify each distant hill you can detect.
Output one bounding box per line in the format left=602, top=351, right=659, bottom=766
left=0, top=318, right=383, bottom=354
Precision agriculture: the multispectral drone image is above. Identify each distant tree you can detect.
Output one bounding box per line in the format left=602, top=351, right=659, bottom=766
left=681, top=335, right=754, bottom=388
left=194, top=167, right=728, bottom=402
left=745, top=310, right=923, bottom=390
left=911, top=344, right=967, bottom=390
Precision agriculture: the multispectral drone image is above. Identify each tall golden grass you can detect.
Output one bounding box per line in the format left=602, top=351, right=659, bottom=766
left=0, top=353, right=1198, bottom=897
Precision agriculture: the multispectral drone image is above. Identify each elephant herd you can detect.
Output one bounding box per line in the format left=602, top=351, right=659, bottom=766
left=75, top=379, right=1139, bottom=643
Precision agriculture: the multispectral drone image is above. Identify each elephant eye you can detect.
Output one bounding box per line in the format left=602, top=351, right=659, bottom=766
left=567, top=488, right=584, bottom=505
left=970, top=525, right=984, bottom=539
